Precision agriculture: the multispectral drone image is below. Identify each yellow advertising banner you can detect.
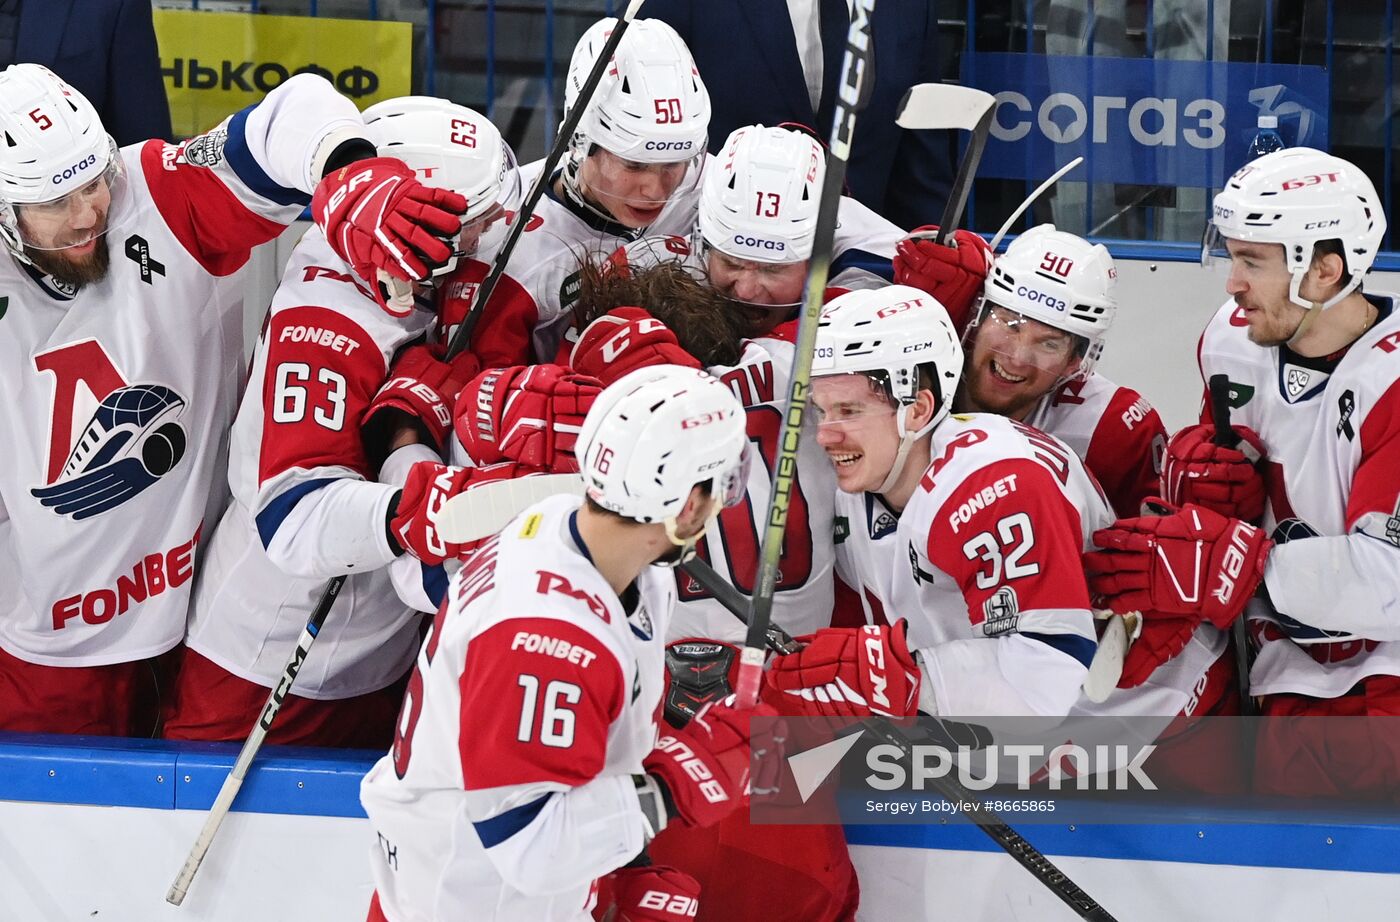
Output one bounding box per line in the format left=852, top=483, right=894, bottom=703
left=153, top=10, right=412, bottom=138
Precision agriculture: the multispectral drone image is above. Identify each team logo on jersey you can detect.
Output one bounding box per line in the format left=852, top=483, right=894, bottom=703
left=31, top=383, right=188, bottom=520
left=30, top=341, right=188, bottom=521
left=982, top=587, right=1019, bottom=636
left=124, top=235, right=167, bottom=285
left=871, top=511, right=897, bottom=539
left=180, top=127, right=228, bottom=168
left=1337, top=390, right=1357, bottom=440
left=628, top=601, right=654, bottom=641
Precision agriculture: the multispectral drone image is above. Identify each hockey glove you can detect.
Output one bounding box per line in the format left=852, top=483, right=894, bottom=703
left=894, top=226, right=993, bottom=334
left=764, top=622, right=921, bottom=719
left=1161, top=424, right=1268, bottom=522
left=570, top=308, right=702, bottom=387
left=313, top=157, right=467, bottom=298
left=455, top=364, right=602, bottom=471
left=388, top=461, right=479, bottom=564
left=362, top=344, right=481, bottom=453
left=643, top=696, right=785, bottom=829
left=1085, top=502, right=1272, bottom=630
left=594, top=865, right=702, bottom=922
left=663, top=639, right=740, bottom=727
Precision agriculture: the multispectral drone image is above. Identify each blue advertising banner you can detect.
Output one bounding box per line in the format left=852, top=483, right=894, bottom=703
left=965, top=54, right=1331, bottom=186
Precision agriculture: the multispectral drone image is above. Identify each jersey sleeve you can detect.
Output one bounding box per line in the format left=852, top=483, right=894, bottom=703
left=1264, top=377, right=1400, bottom=639
left=458, top=617, right=650, bottom=895
left=1083, top=387, right=1166, bottom=517
left=828, top=196, right=899, bottom=288
left=139, top=73, right=368, bottom=276
left=920, top=459, right=1096, bottom=717
left=253, top=303, right=398, bottom=577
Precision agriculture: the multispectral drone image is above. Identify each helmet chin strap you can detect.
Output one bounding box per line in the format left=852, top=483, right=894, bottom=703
left=876, top=404, right=943, bottom=496
left=1284, top=271, right=1363, bottom=347
left=657, top=497, right=724, bottom=568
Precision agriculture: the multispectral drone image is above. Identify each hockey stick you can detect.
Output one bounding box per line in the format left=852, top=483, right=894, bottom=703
left=1209, top=373, right=1258, bottom=718
left=166, top=576, right=346, bottom=905
left=734, top=0, right=879, bottom=708
left=905, top=84, right=996, bottom=248
left=432, top=472, right=585, bottom=543
left=443, top=0, right=649, bottom=361
left=684, top=557, right=1121, bottom=922
left=987, top=156, right=1085, bottom=252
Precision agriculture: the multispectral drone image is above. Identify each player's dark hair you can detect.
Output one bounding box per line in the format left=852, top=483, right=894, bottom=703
left=584, top=478, right=714, bottom=524
left=574, top=257, right=745, bottom=366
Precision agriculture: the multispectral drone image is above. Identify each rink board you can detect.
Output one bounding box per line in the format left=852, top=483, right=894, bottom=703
left=1, top=735, right=1397, bottom=921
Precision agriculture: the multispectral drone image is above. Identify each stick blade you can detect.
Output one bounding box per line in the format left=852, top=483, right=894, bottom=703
left=896, top=83, right=997, bottom=131
left=431, top=473, right=585, bottom=543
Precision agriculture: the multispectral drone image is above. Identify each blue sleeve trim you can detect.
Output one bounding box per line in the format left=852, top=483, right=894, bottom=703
left=831, top=247, right=895, bottom=282
left=224, top=107, right=311, bottom=208
left=472, top=793, right=552, bottom=849
left=1022, top=631, right=1096, bottom=670
left=255, top=477, right=340, bottom=549
left=420, top=562, right=449, bottom=609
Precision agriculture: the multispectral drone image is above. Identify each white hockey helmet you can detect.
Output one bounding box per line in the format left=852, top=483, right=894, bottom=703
left=976, top=224, right=1117, bottom=376
left=363, top=96, right=521, bottom=268
left=698, top=125, right=824, bottom=264
left=564, top=18, right=710, bottom=165
left=1204, top=147, right=1386, bottom=309
left=0, top=64, right=124, bottom=260
left=575, top=364, right=751, bottom=530
left=813, top=285, right=963, bottom=492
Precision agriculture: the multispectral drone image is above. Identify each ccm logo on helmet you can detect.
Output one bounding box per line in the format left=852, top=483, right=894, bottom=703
left=1016, top=286, right=1067, bottom=312
left=52, top=154, right=98, bottom=185
left=734, top=235, right=786, bottom=252
left=644, top=140, right=696, bottom=152
left=1304, top=219, right=1342, bottom=230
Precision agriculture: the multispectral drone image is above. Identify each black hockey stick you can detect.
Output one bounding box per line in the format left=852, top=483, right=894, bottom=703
left=443, top=0, right=649, bottom=361
left=734, top=0, right=879, bottom=707
left=1209, top=373, right=1258, bottom=718
left=685, top=557, right=1122, bottom=922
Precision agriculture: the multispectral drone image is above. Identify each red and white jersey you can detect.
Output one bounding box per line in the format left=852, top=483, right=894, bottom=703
left=184, top=228, right=431, bottom=699
left=1198, top=295, right=1400, bottom=698
left=672, top=329, right=838, bottom=642
left=835, top=414, right=1108, bottom=717
left=360, top=494, right=674, bottom=922
left=487, top=159, right=706, bottom=364
left=1024, top=372, right=1167, bottom=518
left=0, top=75, right=368, bottom=667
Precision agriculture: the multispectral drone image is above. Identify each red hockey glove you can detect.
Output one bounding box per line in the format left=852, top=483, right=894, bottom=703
left=1115, top=610, right=1199, bottom=689
left=894, top=226, right=992, bottom=334
left=455, top=364, right=602, bottom=471
left=643, top=696, right=785, bottom=829
left=1161, top=423, right=1268, bottom=522
left=388, top=461, right=479, bottom=564
left=570, top=308, right=702, bottom=387
left=594, top=865, right=702, bottom=922
left=313, top=157, right=467, bottom=295
left=764, top=622, right=921, bottom=719
left=1085, top=503, right=1272, bottom=630
left=362, top=344, right=480, bottom=452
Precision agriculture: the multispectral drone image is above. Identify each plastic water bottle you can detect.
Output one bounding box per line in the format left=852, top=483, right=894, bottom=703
left=1247, top=115, right=1286, bottom=159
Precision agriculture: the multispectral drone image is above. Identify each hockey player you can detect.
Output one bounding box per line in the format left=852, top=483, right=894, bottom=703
left=359, top=364, right=780, bottom=922
left=765, top=285, right=1107, bottom=720
left=954, top=225, right=1167, bottom=517
left=1088, top=148, right=1400, bottom=797
left=446, top=16, right=714, bottom=366
left=165, top=98, right=521, bottom=747
left=0, top=65, right=466, bottom=736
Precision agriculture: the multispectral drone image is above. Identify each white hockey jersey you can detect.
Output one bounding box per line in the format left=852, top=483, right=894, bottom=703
left=360, top=494, right=674, bottom=922
left=1197, top=295, right=1400, bottom=698
left=672, top=329, right=838, bottom=642
left=184, top=228, right=432, bottom=699
left=0, top=75, right=368, bottom=667
left=835, top=414, right=1108, bottom=717
left=1024, top=371, right=1167, bottom=518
